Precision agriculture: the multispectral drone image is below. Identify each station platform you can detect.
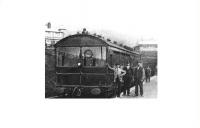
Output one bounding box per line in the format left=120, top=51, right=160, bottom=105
left=120, top=76, right=157, bottom=98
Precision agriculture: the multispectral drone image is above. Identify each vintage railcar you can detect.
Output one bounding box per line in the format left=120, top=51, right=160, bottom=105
left=54, top=33, right=140, bottom=98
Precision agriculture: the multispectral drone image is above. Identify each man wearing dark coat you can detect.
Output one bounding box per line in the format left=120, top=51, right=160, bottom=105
left=145, top=66, right=151, bottom=82
left=123, top=63, right=133, bottom=96
left=134, top=61, right=145, bottom=96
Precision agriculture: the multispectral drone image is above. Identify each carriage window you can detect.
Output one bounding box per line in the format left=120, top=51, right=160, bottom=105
left=82, top=47, right=106, bottom=67
left=112, top=52, right=120, bottom=66
left=56, top=47, right=80, bottom=67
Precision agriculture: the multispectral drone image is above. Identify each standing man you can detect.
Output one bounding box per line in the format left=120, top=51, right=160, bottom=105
left=134, top=61, right=145, bottom=97
left=145, top=66, right=151, bottom=82
left=107, top=63, right=126, bottom=97
left=147, top=66, right=151, bottom=82
left=123, top=63, right=133, bottom=96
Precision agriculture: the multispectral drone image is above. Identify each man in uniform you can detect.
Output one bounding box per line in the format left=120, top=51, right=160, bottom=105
left=134, top=61, right=145, bottom=97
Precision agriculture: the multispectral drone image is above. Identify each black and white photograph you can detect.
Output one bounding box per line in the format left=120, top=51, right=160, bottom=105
left=0, top=0, right=199, bottom=128
left=45, top=26, right=158, bottom=98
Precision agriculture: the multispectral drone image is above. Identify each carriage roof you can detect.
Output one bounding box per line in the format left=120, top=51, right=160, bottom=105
left=54, top=34, right=139, bottom=55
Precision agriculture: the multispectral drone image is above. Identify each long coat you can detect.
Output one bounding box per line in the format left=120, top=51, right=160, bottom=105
left=133, top=67, right=145, bottom=81
left=145, top=68, right=151, bottom=77
left=124, top=67, right=133, bottom=80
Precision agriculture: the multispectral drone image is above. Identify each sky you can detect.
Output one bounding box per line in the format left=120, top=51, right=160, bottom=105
left=47, top=23, right=159, bottom=46
left=43, top=0, right=163, bottom=46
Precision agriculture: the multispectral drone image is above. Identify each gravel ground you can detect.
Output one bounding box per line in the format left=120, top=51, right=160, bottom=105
left=120, top=76, right=157, bottom=98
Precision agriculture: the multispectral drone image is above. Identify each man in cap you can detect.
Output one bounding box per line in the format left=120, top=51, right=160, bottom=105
left=133, top=61, right=145, bottom=97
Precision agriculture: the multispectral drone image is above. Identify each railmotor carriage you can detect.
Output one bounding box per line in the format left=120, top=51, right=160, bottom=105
left=54, top=32, right=140, bottom=98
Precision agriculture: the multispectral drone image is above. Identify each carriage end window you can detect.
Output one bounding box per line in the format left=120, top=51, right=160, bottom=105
left=56, top=47, right=80, bottom=67
left=82, top=47, right=106, bottom=67
left=56, top=47, right=106, bottom=67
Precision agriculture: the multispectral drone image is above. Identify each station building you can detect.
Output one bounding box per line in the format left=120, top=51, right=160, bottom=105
left=134, top=44, right=157, bottom=75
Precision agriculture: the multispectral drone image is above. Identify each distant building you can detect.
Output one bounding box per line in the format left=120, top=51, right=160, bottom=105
left=45, top=22, right=67, bottom=48
left=134, top=44, right=157, bottom=75
left=134, top=44, right=157, bottom=52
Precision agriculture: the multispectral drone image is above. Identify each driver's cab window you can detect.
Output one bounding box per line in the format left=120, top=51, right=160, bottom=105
left=82, top=47, right=106, bottom=67
left=56, top=47, right=80, bottom=67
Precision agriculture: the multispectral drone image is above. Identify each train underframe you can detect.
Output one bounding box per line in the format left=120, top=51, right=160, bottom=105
left=56, top=84, right=119, bottom=98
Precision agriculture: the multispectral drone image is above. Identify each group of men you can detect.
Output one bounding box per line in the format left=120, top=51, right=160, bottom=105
left=107, top=61, right=151, bottom=97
